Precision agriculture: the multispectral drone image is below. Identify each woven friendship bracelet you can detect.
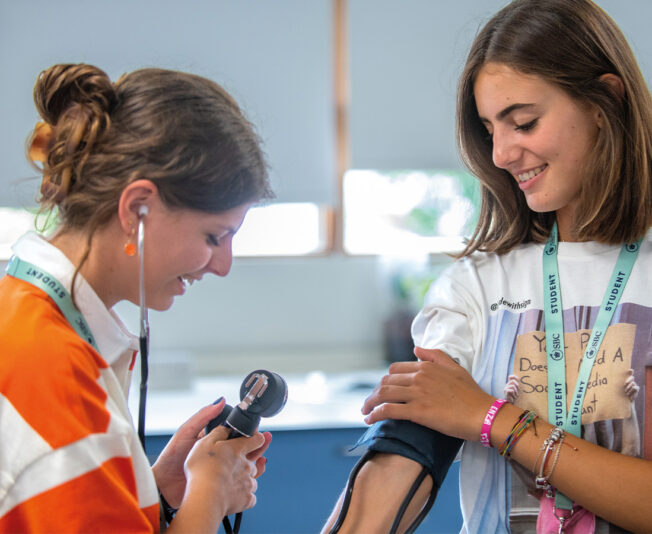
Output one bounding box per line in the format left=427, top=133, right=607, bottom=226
left=499, top=410, right=538, bottom=457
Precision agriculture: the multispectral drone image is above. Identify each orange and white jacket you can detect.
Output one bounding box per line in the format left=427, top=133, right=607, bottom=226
left=0, top=232, right=160, bottom=533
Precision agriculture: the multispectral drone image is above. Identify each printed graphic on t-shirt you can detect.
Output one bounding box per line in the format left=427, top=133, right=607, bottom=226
left=501, top=302, right=650, bottom=457
left=512, top=323, right=635, bottom=424
left=485, top=302, right=652, bottom=533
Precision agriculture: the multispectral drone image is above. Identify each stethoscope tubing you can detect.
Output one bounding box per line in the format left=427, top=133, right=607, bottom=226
left=137, top=210, right=149, bottom=450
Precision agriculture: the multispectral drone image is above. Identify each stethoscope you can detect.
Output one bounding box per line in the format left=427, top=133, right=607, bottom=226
left=136, top=205, right=150, bottom=449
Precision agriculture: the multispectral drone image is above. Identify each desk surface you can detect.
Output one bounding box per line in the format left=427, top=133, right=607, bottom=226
left=130, top=369, right=386, bottom=434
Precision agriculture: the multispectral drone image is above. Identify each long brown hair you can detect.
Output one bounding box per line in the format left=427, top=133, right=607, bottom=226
left=457, top=0, right=652, bottom=257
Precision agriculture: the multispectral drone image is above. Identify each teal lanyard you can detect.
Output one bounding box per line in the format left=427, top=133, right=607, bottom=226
left=6, top=256, right=99, bottom=351
left=543, top=222, right=641, bottom=508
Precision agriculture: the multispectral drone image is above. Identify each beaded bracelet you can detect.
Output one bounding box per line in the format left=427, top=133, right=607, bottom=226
left=480, top=398, right=508, bottom=447
left=498, top=410, right=537, bottom=457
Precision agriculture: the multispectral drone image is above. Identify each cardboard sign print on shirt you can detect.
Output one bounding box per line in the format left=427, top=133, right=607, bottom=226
left=511, top=323, right=636, bottom=423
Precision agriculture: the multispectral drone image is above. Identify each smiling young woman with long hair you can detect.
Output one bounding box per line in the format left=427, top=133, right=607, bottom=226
left=323, top=1, right=652, bottom=532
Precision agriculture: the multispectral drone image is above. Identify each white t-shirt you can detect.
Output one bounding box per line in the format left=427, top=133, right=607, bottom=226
left=412, top=235, right=652, bottom=534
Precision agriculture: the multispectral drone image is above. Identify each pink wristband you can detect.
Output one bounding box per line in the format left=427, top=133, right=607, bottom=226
left=480, top=398, right=507, bottom=447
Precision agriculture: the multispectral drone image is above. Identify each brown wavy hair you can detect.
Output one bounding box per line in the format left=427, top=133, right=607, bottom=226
left=457, top=0, right=652, bottom=257
left=32, top=63, right=271, bottom=225
left=28, top=64, right=272, bottom=298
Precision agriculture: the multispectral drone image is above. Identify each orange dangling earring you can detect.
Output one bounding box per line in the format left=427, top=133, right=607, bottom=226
left=124, top=225, right=137, bottom=256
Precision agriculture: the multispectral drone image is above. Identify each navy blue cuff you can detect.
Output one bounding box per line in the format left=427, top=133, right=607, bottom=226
left=353, top=419, right=463, bottom=489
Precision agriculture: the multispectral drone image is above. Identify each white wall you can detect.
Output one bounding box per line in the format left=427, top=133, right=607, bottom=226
left=3, top=1, right=652, bottom=376
left=0, top=0, right=335, bottom=207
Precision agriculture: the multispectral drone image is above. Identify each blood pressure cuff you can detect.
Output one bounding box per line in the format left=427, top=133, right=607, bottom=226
left=352, top=419, right=463, bottom=490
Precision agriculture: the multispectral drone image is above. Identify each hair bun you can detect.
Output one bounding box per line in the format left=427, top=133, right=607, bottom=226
left=33, top=64, right=117, bottom=204
left=34, top=64, right=116, bottom=125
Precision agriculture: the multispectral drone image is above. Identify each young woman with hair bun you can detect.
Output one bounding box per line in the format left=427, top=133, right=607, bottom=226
left=0, top=63, right=273, bottom=533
